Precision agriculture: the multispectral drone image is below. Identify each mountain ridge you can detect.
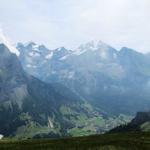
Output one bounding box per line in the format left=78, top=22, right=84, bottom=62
left=17, top=41, right=150, bottom=116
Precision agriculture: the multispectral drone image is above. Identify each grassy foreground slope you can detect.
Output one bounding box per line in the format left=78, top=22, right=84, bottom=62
left=0, top=132, right=150, bottom=150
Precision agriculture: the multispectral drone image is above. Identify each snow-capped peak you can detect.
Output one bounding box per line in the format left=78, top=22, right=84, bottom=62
left=0, top=29, right=20, bottom=56
left=23, top=41, right=39, bottom=51
left=73, top=40, right=110, bottom=55
left=81, top=40, right=108, bottom=49
left=56, top=47, right=64, bottom=51
left=24, top=41, right=36, bottom=47
left=22, top=42, right=51, bottom=53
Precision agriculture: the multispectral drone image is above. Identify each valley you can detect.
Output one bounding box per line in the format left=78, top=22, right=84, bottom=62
left=0, top=1, right=150, bottom=149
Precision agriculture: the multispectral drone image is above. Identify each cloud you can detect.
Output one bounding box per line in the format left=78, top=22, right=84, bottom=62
left=0, top=0, right=150, bottom=52
left=0, top=27, right=20, bottom=56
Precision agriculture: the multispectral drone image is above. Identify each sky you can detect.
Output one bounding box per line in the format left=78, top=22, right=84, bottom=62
left=0, top=0, right=150, bottom=53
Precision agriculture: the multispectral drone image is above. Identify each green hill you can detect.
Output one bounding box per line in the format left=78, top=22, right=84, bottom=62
left=109, top=111, right=150, bottom=133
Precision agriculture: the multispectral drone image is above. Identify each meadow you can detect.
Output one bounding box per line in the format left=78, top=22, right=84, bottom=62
left=0, top=132, right=149, bottom=150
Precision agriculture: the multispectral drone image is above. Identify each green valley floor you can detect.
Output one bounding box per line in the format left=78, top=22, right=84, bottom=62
left=0, top=132, right=150, bottom=150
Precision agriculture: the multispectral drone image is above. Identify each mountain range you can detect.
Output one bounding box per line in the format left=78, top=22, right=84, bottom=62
left=0, top=40, right=150, bottom=139
left=110, top=111, right=150, bottom=132
left=17, top=41, right=150, bottom=115
left=0, top=43, right=130, bottom=139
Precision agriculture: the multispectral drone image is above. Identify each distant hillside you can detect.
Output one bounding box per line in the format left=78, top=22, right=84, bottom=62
left=109, top=111, right=150, bottom=133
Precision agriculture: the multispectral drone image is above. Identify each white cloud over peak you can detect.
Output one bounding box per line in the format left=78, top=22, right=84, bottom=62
left=0, top=0, right=150, bottom=53
left=0, top=27, right=20, bottom=56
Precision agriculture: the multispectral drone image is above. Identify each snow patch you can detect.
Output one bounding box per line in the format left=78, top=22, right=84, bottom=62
left=59, top=55, right=69, bottom=60
left=45, top=52, right=53, bottom=59
left=57, top=47, right=64, bottom=51
left=73, top=49, right=87, bottom=55
left=33, top=44, right=39, bottom=51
